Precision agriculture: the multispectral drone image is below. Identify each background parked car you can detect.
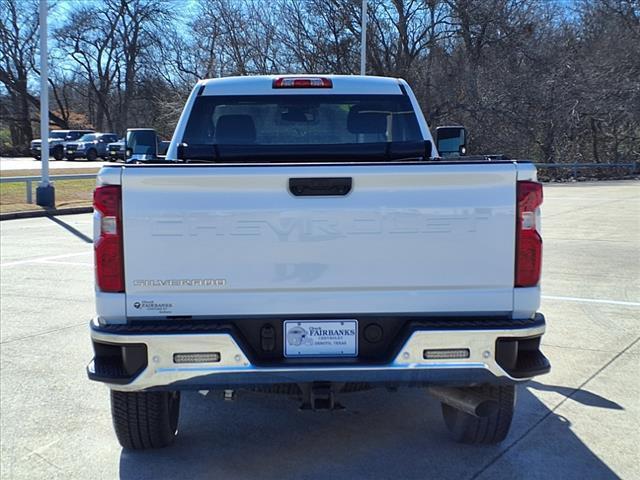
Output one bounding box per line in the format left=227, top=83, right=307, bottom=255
left=30, top=130, right=94, bottom=160
left=65, top=133, right=119, bottom=161
left=106, top=138, right=125, bottom=162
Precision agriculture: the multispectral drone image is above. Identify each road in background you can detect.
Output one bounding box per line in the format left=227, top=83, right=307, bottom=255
left=0, top=156, right=112, bottom=171
left=0, top=181, right=638, bottom=480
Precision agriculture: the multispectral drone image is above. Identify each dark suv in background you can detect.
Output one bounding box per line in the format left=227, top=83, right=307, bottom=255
left=65, top=133, right=119, bottom=161
left=30, top=130, right=94, bottom=160
left=106, top=138, right=126, bottom=161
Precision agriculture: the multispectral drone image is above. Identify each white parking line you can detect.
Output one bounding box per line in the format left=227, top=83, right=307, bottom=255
left=40, top=260, right=93, bottom=267
left=542, top=295, right=640, bottom=307
left=0, top=251, right=92, bottom=268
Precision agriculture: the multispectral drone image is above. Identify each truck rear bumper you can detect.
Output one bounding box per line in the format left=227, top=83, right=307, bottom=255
left=88, top=314, right=550, bottom=392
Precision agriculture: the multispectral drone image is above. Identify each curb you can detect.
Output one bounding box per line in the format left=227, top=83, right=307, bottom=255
left=0, top=206, right=93, bottom=221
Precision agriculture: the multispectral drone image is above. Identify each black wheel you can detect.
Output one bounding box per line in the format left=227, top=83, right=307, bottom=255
left=110, top=390, right=181, bottom=449
left=66, top=155, right=75, bottom=161
left=34, top=156, right=41, bottom=161
left=86, top=149, right=98, bottom=161
left=441, top=385, right=515, bottom=444
left=52, top=146, right=64, bottom=161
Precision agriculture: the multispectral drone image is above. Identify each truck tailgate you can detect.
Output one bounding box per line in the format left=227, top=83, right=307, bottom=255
left=121, top=163, right=517, bottom=317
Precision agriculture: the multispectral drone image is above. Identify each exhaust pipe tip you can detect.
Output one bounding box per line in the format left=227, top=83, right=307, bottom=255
left=427, top=386, right=499, bottom=418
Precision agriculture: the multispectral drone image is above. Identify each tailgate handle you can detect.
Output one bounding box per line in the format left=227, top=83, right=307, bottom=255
left=289, top=177, right=352, bottom=196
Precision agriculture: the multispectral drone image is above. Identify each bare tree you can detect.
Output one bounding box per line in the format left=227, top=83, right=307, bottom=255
left=276, top=0, right=360, bottom=74
left=0, top=0, right=38, bottom=145
left=1, top=0, right=638, bottom=167
left=54, top=2, right=124, bottom=131
left=112, top=0, right=169, bottom=131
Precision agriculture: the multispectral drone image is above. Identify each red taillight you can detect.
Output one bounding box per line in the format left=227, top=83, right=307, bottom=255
left=515, top=181, right=543, bottom=287
left=272, top=77, right=333, bottom=89
left=94, top=185, right=124, bottom=292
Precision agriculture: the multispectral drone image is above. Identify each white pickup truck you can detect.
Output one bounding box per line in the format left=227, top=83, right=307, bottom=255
left=88, top=75, right=549, bottom=449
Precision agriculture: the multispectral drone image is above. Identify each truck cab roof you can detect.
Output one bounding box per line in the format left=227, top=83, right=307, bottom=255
left=198, top=75, right=406, bottom=96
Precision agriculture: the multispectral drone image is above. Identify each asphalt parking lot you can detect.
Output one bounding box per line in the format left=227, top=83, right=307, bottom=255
left=0, top=180, right=638, bottom=480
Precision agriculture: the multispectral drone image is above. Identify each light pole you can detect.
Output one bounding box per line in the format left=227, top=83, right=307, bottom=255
left=36, top=0, right=54, bottom=207
left=360, top=0, right=367, bottom=75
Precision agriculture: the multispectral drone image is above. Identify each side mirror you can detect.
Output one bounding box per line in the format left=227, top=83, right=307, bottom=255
left=435, top=126, right=467, bottom=158
left=125, top=129, right=158, bottom=160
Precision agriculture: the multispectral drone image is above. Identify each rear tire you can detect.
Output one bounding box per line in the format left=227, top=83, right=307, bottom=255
left=110, top=390, right=181, bottom=450
left=86, top=149, right=98, bottom=161
left=441, top=385, right=515, bottom=444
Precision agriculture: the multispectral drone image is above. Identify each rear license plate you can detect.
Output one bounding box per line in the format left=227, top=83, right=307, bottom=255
left=284, top=320, right=358, bottom=357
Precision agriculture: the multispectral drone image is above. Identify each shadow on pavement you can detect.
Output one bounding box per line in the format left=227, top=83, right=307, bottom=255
left=118, top=383, right=619, bottom=480
left=527, top=380, right=623, bottom=410
left=46, top=215, right=92, bottom=243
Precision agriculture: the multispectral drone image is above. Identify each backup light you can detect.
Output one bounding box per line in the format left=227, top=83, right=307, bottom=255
left=423, top=349, right=470, bottom=360
left=173, top=352, right=221, bottom=364
left=272, top=77, right=333, bottom=88
left=101, top=216, right=117, bottom=235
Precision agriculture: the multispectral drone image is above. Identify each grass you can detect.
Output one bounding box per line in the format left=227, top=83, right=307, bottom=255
left=0, top=168, right=100, bottom=177
left=0, top=168, right=100, bottom=214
